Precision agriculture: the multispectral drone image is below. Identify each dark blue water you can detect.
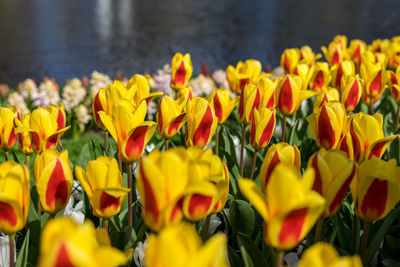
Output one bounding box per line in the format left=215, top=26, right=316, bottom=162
left=1, top=0, right=399, bottom=86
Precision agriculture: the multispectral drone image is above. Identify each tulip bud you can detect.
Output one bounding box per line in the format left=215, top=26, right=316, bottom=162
left=238, top=84, right=261, bottom=124
left=177, top=85, right=193, bottom=101
left=75, top=156, right=130, bottom=218
left=313, top=88, right=340, bottom=110
left=127, top=74, right=163, bottom=104
left=360, top=62, right=386, bottom=98
left=34, top=150, right=73, bottom=214
left=340, top=75, right=362, bottom=113
left=226, top=59, right=262, bottom=93
left=347, top=39, right=367, bottom=65
left=92, top=87, right=107, bottom=130
left=210, top=89, right=239, bottom=124
left=249, top=107, right=276, bottom=150
left=258, top=77, right=277, bottom=109
left=0, top=106, right=18, bottom=151
left=387, top=67, right=400, bottom=104
left=294, top=63, right=314, bottom=90
left=331, top=60, right=355, bottom=88
left=17, top=113, right=33, bottom=155
left=322, top=43, right=344, bottom=66
left=280, top=48, right=300, bottom=73
left=310, top=62, right=331, bottom=90
left=0, top=161, right=30, bottom=234
left=157, top=95, right=186, bottom=140
left=171, top=53, right=193, bottom=90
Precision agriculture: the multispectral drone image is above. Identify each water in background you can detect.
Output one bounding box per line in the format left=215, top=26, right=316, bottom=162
left=1, top=0, right=399, bottom=85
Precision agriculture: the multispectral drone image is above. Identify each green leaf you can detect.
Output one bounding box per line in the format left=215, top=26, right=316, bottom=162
left=228, top=246, right=243, bottom=267
left=16, top=229, right=30, bottom=267
left=229, top=200, right=255, bottom=236
left=288, top=119, right=300, bottom=145
left=351, top=215, right=360, bottom=254
left=237, top=232, right=268, bottom=267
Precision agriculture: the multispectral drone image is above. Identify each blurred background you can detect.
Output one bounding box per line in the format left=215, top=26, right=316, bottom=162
left=1, top=0, right=399, bottom=86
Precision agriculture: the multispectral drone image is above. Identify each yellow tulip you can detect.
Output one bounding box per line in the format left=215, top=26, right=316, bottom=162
left=0, top=106, right=18, bottom=151
left=310, top=62, right=331, bottom=90
left=258, top=77, right=277, bottom=109
left=331, top=60, right=355, bottom=88
left=294, top=63, right=314, bottom=90
left=209, top=89, right=239, bottom=124
left=171, top=53, right=193, bottom=90
left=360, top=62, right=386, bottom=98
left=340, top=75, right=362, bottom=113
left=146, top=222, right=228, bottom=267
left=280, top=48, right=300, bottom=73
left=249, top=107, right=276, bottom=150
left=17, top=112, right=33, bottom=155
left=322, top=42, right=344, bottom=66
left=226, top=59, right=262, bottom=93
left=126, top=74, right=163, bottom=103
left=346, top=39, right=367, bottom=65
left=92, top=87, right=107, bottom=130
left=37, top=217, right=128, bottom=267
left=238, top=84, right=261, bottom=124
left=75, top=156, right=130, bottom=219
left=157, top=95, right=186, bottom=139
left=313, top=87, right=340, bottom=110
left=0, top=161, right=30, bottom=234
left=299, top=45, right=321, bottom=67
left=387, top=66, right=400, bottom=104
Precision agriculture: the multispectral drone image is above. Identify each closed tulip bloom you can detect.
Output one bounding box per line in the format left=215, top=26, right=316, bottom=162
left=92, top=87, right=107, bottom=130
left=299, top=45, right=321, bottom=67
left=360, top=62, right=386, bottom=98
left=37, top=217, right=128, bottom=267
left=157, top=95, right=186, bottom=139
left=346, top=39, right=367, bottom=65
left=146, top=222, right=228, bottom=267
left=339, top=112, right=398, bottom=163
left=104, top=80, right=135, bottom=116
left=387, top=66, right=400, bottom=104
left=75, top=156, right=130, bottom=219
left=259, top=143, right=301, bottom=189
left=238, top=84, right=261, bottom=124
left=331, top=61, right=355, bottom=88
left=387, top=42, right=400, bottom=69
left=280, top=48, right=300, bottom=73
left=310, top=62, right=331, bottom=90
left=126, top=74, right=163, bottom=104
left=171, top=53, right=193, bottom=90
left=99, top=100, right=157, bottom=163
left=177, top=85, right=194, bottom=101
left=299, top=242, right=362, bottom=267
left=369, top=38, right=390, bottom=53
left=340, top=75, right=362, bottom=113
left=351, top=157, right=400, bottom=221
left=0, top=106, right=18, bottom=151
left=308, top=149, right=356, bottom=217
left=186, top=97, right=218, bottom=148
left=47, top=103, right=67, bottom=131
left=17, top=113, right=33, bottom=155
left=333, top=35, right=348, bottom=51
left=210, top=89, right=239, bottom=124
left=226, top=59, right=262, bottom=92
left=34, top=150, right=73, bottom=214
left=249, top=107, right=276, bottom=150
left=307, top=101, right=347, bottom=150
left=294, top=63, right=314, bottom=90
left=0, top=161, right=30, bottom=234
left=275, top=75, right=316, bottom=117
left=258, top=77, right=277, bottom=109
left=313, top=88, right=340, bottom=110
left=361, top=50, right=389, bottom=69
left=239, top=164, right=325, bottom=250
left=322, top=43, right=344, bottom=66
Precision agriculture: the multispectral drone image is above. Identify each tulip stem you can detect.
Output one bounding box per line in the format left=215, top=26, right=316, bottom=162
left=281, top=116, right=287, bottom=142
left=118, top=158, right=122, bottom=172
left=103, top=219, right=109, bottom=231
left=5, top=151, right=9, bottom=161
left=105, top=131, right=109, bottom=153
left=395, top=105, right=400, bottom=133
left=215, top=125, right=220, bottom=156
left=165, top=140, right=169, bottom=151
left=249, top=150, right=258, bottom=180
left=240, top=125, right=247, bottom=177
left=368, top=101, right=374, bottom=115
left=59, top=140, right=64, bottom=150
left=275, top=250, right=284, bottom=267
left=9, top=234, right=15, bottom=267
left=26, top=155, right=30, bottom=171
left=360, top=220, right=371, bottom=263
left=127, top=163, right=133, bottom=227
left=202, top=215, right=211, bottom=242
left=37, top=199, right=41, bottom=222
left=313, top=218, right=324, bottom=243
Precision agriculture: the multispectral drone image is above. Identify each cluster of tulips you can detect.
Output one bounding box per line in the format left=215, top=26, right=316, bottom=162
left=1, top=35, right=400, bottom=267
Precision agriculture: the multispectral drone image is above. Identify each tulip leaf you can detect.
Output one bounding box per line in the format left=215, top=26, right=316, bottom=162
left=365, top=207, right=400, bottom=265
left=228, top=246, right=243, bottom=267
left=237, top=232, right=268, bottom=267
left=76, top=143, right=91, bottom=167
left=288, top=119, right=300, bottom=146
left=230, top=200, right=255, bottom=236
left=382, top=258, right=400, bottom=267
left=350, top=215, right=360, bottom=254
left=16, top=229, right=30, bottom=267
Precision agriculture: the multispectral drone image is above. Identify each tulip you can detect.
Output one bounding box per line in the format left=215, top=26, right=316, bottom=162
left=185, top=97, right=218, bottom=148
left=351, top=157, right=400, bottom=221
left=360, top=62, right=386, bottom=101
left=0, top=161, right=30, bottom=234
left=16, top=113, right=33, bottom=155
left=177, top=85, right=194, bottom=101
left=17, top=106, right=70, bottom=154
left=239, top=164, right=325, bottom=250
left=170, top=53, right=193, bottom=90
left=99, top=100, right=157, bottom=163
left=47, top=103, right=66, bottom=131
left=92, top=87, right=107, bottom=130
left=307, top=101, right=347, bottom=150
left=258, top=77, right=277, bottom=109
left=249, top=107, right=276, bottom=151
left=238, top=84, right=261, bottom=125
left=310, top=62, right=331, bottom=90
left=369, top=38, right=390, bottom=53
left=157, top=95, right=186, bottom=140
left=146, top=222, right=228, bottom=267
left=331, top=60, right=355, bottom=88
left=361, top=50, right=388, bottom=69
left=333, top=35, right=348, bottom=51
left=322, top=43, right=344, bottom=66
left=308, top=149, right=356, bottom=217
left=103, top=80, right=135, bottom=116
left=34, top=149, right=73, bottom=214
left=126, top=74, right=163, bottom=104
left=387, top=41, right=400, bottom=68
left=299, top=45, right=321, bottom=67
left=0, top=106, right=18, bottom=151
left=259, top=143, right=301, bottom=190
left=299, top=242, right=362, bottom=267
left=346, top=39, right=367, bottom=65
left=313, top=87, right=339, bottom=110
left=387, top=66, right=400, bottom=104
left=339, top=112, right=398, bottom=163
left=340, top=75, right=362, bottom=113
left=75, top=156, right=130, bottom=219
left=226, top=59, right=262, bottom=92
left=275, top=74, right=316, bottom=117
left=294, top=63, right=314, bottom=90
left=209, top=89, right=239, bottom=124
left=37, top=217, right=128, bottom=267
left=280, top=48, right=300, bottom=73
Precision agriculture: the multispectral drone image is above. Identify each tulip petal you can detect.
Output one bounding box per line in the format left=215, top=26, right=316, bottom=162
left=193, top=105, right=214, bottom=147
left=167, top=113, right=186, bottom=136
left=0, top=201, right=17, bottom=227
left=238, top=178, right=268, bottom=221
left=360, top=178, right=388, bottom=221
left=367, top=135, right=398, bottom=160
left=278, top=207, right=308, bottom=246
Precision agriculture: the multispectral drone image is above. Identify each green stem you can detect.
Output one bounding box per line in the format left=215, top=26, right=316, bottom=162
left=395, top=105, right=400, bottom=133
left=5, top=151, right=9, bottom=161
left=118, top=157, right=122, bottom=172
left=281, top=116, right=287, bottom=142
left=103, top=219, right=109, bottom=231
left=127, top=163, right=133, bottom=227
left=360, top=220, right=371, bottom=263
left=26, top=155, right=30, bottom=171
left=240, top=125, right=247, bottom=177
left=202, top=215, right=211, bottom=242
left=215, top=125, right=220, bottom=156
left=368, top=100, right=374, bottom=115
left=165, top=139, right=169, bottom=151
left=37, top=199, right=41, bottom=222
left=58, top=140, right=64, bottom=150
left=249, top=150, right=258, bottom=180
left=314, top=218, right=324, bottom=243
left=105, top=131, right=109, bottom=153
left=276, top=250, right=284, bottom=267
left=9, top=234, right=15, bottom=267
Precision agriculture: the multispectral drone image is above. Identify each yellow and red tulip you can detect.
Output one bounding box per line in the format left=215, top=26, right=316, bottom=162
left=249, top=107, right=276, bottom=150
left=238, top=83, right=261, bottom=124
left=157, top=95, right=186, bottom=139
left=99, top=100, right=157, bottom=163
left=340, top=75, right=363, bottom=113
left=299, top=45, right=321, bottom=67
left=310, top=62, right=331, bottom=90
left=171, top=53, right=193, bottom=90
left=226, top=59, right=262, bottom=93
left=351, top=157, right=400, bottom=221
left=387, top=41, right=400, bottom=69
left=126, top=74, right=163, bottom=104
left=47, top=103, right=66, bottom=131
left=280, top=48, right=300, bottom=73
left=177, top=85, right=194, bottom=101
left=34, top=149, right=73, bottom=214
left=294, top=63, right=314, bottom=90
left=146, top=222, right=228, bottom=267
left=259, top=143, right=301, bottom=190
left=0, top=161, right=30, bottom=235
left=185, top=97, right=218, bottom=148
left=210, top=89, right=239, bottom=124
left=333, top=35, right=348, bottom=51
left=299, top=242, right=362, bottom=267
left=17, top=113, right=33, bottom=155
left=258, top=77, right=276, bottom=109
left=360, top=62, right=386, bottom=99
left=75, top=156, right=130, bottom=219
left=387, top=66, right=400, bottom=104
left=331, top=60, right=355, bottom=88
left=307, top=101, right=347, bottom=150
left=275, top=74, right=316, bottom=117
left=369, top=38, right=390, bottom=53
left=239, top=164, right=325, bottom=250
left=92, top=87, right=107, bottom=130
left=0, top=106, right=18, bottom=151
left=346, top=39, right=367, bottom=66
left=37, top=217, right=128, bottom=267
left=313, top=87, right=340, bottom=110
left=308, top=149, right=356, bottom=217
left=322, top=43, right=344, bottom=66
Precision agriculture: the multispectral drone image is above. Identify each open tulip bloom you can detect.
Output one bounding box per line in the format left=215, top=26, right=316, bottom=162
left=0, top=106, right=19, bottom=151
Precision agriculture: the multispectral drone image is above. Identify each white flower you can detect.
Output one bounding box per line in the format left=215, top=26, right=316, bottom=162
left=63, top=197, right=85, bottom=224
left=89, top=71, right=112, bottom=100
left=188, top=74, right=216, bottom=97
left=7, top=92, right=29, bottom=115
left=133, top=239, right=147, bottom=267
left=19, top=79, right=38, bottom=100
left=74, top=105, right=92, bottom=133
left=284, top=252, right=299, bottom=267
left=212, top=69, right=229, bottom=90
left=146, top=101, right=157, bottom=121
left=32, top=79, right=60, bottom=107
left=150, top=64, right=173, bottom=96
left=62, top=78, right=86, bottom=113
left=0, top=234, right=15, bottom=267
